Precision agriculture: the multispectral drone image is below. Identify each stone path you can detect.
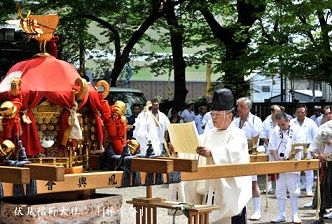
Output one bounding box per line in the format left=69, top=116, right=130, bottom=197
left=97, top=175, right=332, bottom=224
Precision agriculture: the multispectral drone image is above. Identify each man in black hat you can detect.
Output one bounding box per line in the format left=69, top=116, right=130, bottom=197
left=196, top=88, right=252, bottom=224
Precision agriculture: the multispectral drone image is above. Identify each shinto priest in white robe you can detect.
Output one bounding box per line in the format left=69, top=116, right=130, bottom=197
left=180, top=123, right=252, bottom=224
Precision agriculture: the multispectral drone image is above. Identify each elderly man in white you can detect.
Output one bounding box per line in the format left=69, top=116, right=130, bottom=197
left=308, top=118, right=332, bottom=223
left=196, top=88, right=252, bottom=224
left=290, top=104, right=318, bottom=197
left=232, top=97, right=263, bottom=221
left=269, top=112, right=302, bottom=223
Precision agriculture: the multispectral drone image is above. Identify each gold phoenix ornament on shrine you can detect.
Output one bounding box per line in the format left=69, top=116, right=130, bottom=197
left=18, top=7, right=59, bottom=53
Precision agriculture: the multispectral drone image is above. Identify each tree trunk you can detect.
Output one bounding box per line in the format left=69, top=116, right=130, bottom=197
left=109, top=56, right=128, bottom=86
left=199, top=0, right=265, bottom=100
left=165, top=2, right=187, bottom=108
left=78, top=36, right=85, bottom=77
left=222, top=43, right=251, bottom=100
left=317, top=8, right=332, bottom=86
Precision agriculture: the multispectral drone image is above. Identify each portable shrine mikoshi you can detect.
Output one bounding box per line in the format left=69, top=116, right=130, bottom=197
left=0, top=9, right=130, bottom=223
left=0, top=54, right=108, bottom=173
left=0, top=8, right=134, bottom=174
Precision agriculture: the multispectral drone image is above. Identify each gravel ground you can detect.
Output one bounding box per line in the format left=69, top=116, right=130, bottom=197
left=97, top=175, right=332, bottom=224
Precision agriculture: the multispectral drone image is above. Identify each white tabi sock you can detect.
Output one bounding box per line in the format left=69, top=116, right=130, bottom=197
left=253, top=197, right=261, bottom=214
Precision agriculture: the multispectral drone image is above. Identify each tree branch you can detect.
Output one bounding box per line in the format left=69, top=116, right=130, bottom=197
left=316, top=8, right=331, bottom=55
left=237, top=0, right=265, bottom=26
left=297, top=15, right=317, bottom=48
left=258, top=19, right=272, bottom=42
left=122, top=2, right=164, bottom=62
left=80, top=14, right=121, bottom=57
left=199, top=7, right=232, bottom=43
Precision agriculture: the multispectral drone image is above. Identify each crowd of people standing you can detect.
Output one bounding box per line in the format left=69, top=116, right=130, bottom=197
left=124, top=92, right=332, bottom=224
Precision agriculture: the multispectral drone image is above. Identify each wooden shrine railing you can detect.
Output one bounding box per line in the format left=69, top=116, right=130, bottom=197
left=0, top=154, right=320, bottom=224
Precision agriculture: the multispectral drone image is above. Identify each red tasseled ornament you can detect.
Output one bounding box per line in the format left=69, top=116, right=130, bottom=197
left=48, top=36, right=59, bottom=58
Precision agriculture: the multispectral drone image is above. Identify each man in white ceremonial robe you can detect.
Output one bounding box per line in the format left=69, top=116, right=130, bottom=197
left=232, top=97, right=263, bottom=221
left=134, top=99, right=170, bottom=156
left=269, top=112, right=302, bottom=223
left=196, top=88, right=252, bottom=224
left=290, top=104, right=318, bottom=197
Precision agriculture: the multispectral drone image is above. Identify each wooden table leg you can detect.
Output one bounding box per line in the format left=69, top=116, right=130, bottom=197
left=136, top=206, right=141, bottom=224
left=142, top=206, right=147, bottom=224
left=153, top=207, right=157, bottom=224
left=204, top=214, right=209, bottom=224
left=188, top=215, right=193, bottom=224
left=199, top=214, right=204, bottom=224
left=147, top=206, right=151, bottom=224
left=194, top=214, right=198, bottom=224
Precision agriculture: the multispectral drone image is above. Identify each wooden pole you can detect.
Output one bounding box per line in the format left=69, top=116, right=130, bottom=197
left=146, top=185, right=153, bottom=198
left=182, top=160, right=320, bottom=181
left=265, top=174, right=269, bottom=211
left=136, top=206, right=141, bottom=224
left=205, top=62, right=212, bottom=97
left=316, top=168, right=321, bottom=220
left=153, top=208, right=157, bottom=224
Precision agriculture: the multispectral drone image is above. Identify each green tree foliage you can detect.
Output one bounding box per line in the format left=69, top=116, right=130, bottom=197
left=193, top=0, right=266, bottom=99
left=147, top=0, right=267, bottom=100
left=1, top=0, right=331, bottom=104
left=0, top=0, right=17, bottom=23
left=247, top=0, right=332, bottom=86
left=56, top=13, right=97, bottom=76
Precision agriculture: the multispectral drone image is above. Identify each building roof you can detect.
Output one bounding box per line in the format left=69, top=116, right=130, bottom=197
left=294, top=89, right=322, bottom=97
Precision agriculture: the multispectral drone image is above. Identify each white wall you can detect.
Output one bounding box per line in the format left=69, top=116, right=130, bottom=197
left=251, top=74, right=281, bottom=102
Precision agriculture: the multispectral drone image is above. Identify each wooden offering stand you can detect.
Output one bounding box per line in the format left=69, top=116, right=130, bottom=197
left=128, top=157, right=220, bottom=224
left=128, top=198, right=219, bottom=224
left=250, top=153, right=269, bottom=162
left=128, top=155, right=320, bottom=224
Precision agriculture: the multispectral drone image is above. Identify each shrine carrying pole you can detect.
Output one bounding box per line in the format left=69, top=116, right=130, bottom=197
left=181, top=160, right=319, bottom=181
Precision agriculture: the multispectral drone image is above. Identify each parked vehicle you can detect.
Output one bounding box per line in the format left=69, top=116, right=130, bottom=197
left=106, top=87, right=147, bottom=116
